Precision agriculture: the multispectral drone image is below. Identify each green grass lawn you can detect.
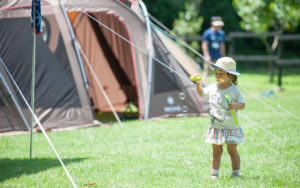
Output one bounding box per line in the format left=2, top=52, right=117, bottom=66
left=1, top=70, right=300, bottom=187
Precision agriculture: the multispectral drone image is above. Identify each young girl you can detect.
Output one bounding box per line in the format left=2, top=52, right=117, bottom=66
left=196, top=57, right=245, bottom=179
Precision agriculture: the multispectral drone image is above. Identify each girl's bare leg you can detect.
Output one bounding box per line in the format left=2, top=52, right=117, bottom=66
left=211, top=144, right=223, bottom=170
left=227, top=144, right=240, bottom=170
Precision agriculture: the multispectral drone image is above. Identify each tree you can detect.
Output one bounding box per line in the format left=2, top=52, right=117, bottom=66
left=172, top=2, right=204, bottom=58
left=233, top=0, right=300, bottom=51
left=143, top=0, right=186, bottom=29
left=199, top=0, right=242, bottom=33
left=171, top=0, right=242, bottom=60
left=173, top=2, right=203, bottom=36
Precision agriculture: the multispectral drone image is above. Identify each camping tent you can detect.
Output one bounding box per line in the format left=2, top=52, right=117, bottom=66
left=0, top=0, right=209, bottom=132
left=0, top=0, right=94, bottom=132
left=0, top=59, right=31, bottom=132
left=63, top=0, right=209, bottom=119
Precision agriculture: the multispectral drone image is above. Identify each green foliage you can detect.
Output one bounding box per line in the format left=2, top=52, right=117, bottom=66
left=199, top=0, right=242, bottom=33
left=170, top=0, right=242, bottom=59
left=233, top=0, right=300, bottom=53
left=143, top=0, right=186, bottom=29
left=144, top=0, right=242, bottom=34
left=172, top=2, right=203, bottom=57
left=173, top=2, right=203, bottom=36
left=233, top=0, right=300, bottom=33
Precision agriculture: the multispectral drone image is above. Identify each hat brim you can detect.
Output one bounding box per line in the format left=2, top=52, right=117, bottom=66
left=212, top=20, right=224, bottom=27
left=209, top=63, right=240, bottom=76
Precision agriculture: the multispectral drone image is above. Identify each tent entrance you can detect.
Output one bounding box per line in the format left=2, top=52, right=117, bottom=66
left=69, top=12, right=139, bottom=114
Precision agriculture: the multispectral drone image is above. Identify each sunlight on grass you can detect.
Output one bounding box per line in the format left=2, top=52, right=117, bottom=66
left=0, top=71, right=299, bottom=187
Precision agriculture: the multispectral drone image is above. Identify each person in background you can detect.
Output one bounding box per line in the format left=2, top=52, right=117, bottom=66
left=202, top=16, right=226, bottom=77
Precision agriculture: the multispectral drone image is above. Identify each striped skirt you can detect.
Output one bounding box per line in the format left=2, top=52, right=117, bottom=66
left=205, top=126, right=246, bottom=145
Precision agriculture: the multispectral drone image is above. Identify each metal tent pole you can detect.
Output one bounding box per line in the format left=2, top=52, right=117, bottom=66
left=0, top=70, right=30, bottom=131
left=59, top=0, right=89, bottom=89
left=30, top=0, right=37, bottom=159
left=139, top=0, right=153, bottom=120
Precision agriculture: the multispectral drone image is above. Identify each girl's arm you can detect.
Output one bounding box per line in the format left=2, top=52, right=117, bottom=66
left=228, top=103, right=245, bottom=110
left=201, top=41, right=211, bottom=61
left=221, top=42, right=226, bottom=57
left=196, top=81, right=203, bottom=96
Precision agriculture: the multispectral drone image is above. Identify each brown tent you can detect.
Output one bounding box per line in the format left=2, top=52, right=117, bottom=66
left=63, top=0, right=209, bottom=119
left=0, top=0, right=94, bottom=132
left=0, top=0, right=208, bottom=132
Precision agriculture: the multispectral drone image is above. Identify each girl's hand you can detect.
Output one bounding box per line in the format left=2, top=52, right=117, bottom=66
left=228, top=103, right=245, bottom=110
left=228, top=103, right=235, bottom=110
left=192, top=75, right=203, bottom=97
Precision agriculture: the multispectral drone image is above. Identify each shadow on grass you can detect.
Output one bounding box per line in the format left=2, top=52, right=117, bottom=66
left=95, top=111, right=138, bottom=124
left=0, top=157, right=86, bottom=182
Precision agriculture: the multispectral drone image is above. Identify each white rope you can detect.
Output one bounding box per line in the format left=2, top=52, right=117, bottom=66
left=67, top=6, right=217, bottom=89
left=139, top=6, right=300, bottom=122
left=240, top=82, right=300, bottom=120
left=239, top=112, right=280, bottom=154
left=67, top=0, right=199, bottom=84
left=150, top=22, right=208, bottom=64
left=239, top=112, right=278, bottom=138
left=115, top=0, right=209, bottom=64
left=277, top=105, right=300, bottom=121
left=66, top=1, right=296, bottom=142
left=151, top=21, right=300, bottom=121
left=239, top=83, right=279, bottom=113
left=0, top=58, right=78, bottom=188
left=76, top=42, right=124, bottom=127
left=0, top=73, right=30, bottom=130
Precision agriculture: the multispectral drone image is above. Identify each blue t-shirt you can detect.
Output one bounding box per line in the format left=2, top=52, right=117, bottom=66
left=202, top=28, right=226, bottom=61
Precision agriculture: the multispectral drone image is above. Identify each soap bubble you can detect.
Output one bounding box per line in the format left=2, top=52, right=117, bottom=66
left=177, top=113, right=185, bottom=123
left=182, top=105, right=188, bottom=113
left=178, top=93, right=185, bottom=100
left=178, top=114, right=185, bottom=118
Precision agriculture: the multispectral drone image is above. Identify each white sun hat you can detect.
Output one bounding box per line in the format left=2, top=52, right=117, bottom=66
left=210, top=57, right=240, bottom=76
left=212, top=20, right=224, bottom=27
left=211, top=16, right=224, bottom=27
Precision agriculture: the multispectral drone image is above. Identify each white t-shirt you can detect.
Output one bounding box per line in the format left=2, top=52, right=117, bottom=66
left=203, top=83, right=245, bottom=129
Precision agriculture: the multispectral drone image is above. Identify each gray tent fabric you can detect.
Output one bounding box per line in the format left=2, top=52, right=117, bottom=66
left=0, top=61, right=29, bottom=132
left=0, top=0, right=209, bottom=133
left=64, top=0, right=150, bottom=117
left=149, top=31, right=208, bottom=117
left=63, top=0, right=209, bottom=119
left=0, top=1, right=94, bottom=132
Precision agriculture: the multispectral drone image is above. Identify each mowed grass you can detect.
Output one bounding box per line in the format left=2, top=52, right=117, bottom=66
left=0, top=70, right=299, bottom=187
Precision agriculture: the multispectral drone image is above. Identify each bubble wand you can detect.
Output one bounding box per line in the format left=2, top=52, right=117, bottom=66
left=189, top=76, right=202, bottom=81
left=225, top=94, right=239, bottom=126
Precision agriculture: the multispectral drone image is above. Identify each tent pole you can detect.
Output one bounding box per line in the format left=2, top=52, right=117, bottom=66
left=30, top=0, right=37, bottom=159
left=59, top=0, right=89, bottom=90
left=0, top=71, right=30, bottom=131
left=139, top=0, right=153, bottom=120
